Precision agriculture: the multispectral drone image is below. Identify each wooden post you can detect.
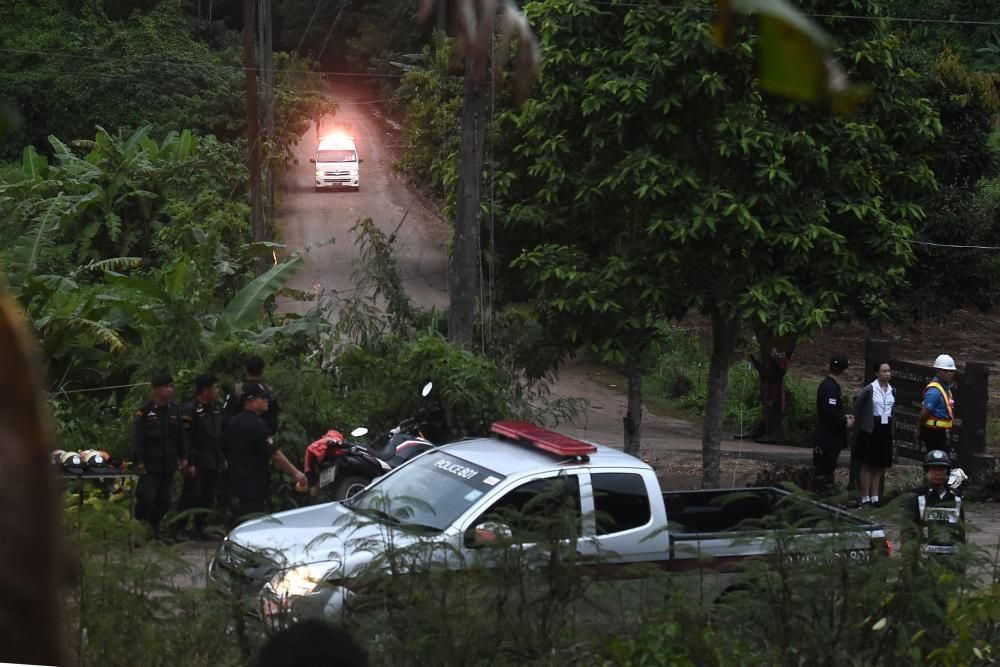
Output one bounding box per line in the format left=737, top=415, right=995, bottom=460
left=243, top=0, right=263, bottom=247
left=956, top=361, right=990, bottom=474
left=448, top=53, right=489, bottom=346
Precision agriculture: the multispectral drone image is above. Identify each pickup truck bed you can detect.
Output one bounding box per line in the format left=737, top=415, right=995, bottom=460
left=665, top=487, right=875, bottom=535
left=663, top=487, right=884, bottom=570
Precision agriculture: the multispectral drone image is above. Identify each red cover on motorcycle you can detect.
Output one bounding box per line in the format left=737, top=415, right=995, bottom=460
left=304, top=429, right=345, bottom=473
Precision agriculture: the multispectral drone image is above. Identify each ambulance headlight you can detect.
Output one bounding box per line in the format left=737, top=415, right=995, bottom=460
left=266, top=564, right=331, bottom=598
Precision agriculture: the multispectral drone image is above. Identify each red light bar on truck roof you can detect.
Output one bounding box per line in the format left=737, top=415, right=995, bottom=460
left=490, top=421, right=598, bottom=458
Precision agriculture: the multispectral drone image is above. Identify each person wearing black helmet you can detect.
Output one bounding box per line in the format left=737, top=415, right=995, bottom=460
left=813, top=355, right=855, bottom=491
left=902, top=449, right=966, bottom=557
left=131, top=372, right=187, bottom=541
left=177, top=373, right=225, bottom=541
left=223, top=381, right=306, bottom=525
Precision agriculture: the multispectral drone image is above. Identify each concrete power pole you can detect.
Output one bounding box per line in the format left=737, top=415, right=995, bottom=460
left=243, top=0, right=264, bottom=245
left=448, top=52, right=490, bottom=347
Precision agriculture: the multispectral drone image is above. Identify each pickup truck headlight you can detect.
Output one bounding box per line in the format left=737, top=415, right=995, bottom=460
left=315, top=170, right=324, bottom=177
left=267, top=564, right=329, bottom=598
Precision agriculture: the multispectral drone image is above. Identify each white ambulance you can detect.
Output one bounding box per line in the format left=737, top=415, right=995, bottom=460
left=311, top=133, right=361, bottom=191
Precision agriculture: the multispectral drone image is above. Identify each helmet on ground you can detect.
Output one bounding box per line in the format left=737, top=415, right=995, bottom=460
left=924, top=449, right=951, bottom=469
left=933, top=354, right=957, bottom=371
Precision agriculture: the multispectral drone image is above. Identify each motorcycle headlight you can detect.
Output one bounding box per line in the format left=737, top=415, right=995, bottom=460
left=267, top=564, right=330, bottom=599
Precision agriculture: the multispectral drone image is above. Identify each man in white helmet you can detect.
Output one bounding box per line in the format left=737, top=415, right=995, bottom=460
left=918, top=354, right=957, bottom=453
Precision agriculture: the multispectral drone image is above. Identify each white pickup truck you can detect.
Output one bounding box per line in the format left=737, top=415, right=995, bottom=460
left=211, top=421, right=887, bottom=621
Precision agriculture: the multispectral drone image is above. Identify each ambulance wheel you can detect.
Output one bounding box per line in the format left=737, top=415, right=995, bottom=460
left=334, top=476, right=369, bottom=501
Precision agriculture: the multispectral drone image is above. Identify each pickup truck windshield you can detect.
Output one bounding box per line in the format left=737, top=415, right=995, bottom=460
left=317, top=149, right=357, bottom=162
left=346, top=453, right=505, bottom=532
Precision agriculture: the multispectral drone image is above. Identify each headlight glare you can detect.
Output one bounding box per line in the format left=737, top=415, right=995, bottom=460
left=267, top=564, right=328, bottom=598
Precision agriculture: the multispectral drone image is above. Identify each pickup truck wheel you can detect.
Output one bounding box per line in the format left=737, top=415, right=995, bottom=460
left=334, top=476, right=369, bottom=500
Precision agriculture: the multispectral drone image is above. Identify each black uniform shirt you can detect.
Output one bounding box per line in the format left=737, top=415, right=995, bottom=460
left=224, top=410, right=280, bottom=500
left=815, top=376, right=847, bottom=450
left=131, top=400, right=185, bottom=472
left=181, top=399, right=225, bottom=470
left=224, top=380, right=280, bottom=434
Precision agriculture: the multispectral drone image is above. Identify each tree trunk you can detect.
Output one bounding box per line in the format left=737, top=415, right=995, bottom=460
left=702, top=314, right=739, bottom=488
left=448, top=57, right=488, bottom=347
left=750, top=330, right=797, bottom=442
left=624, top=356, right=643, bottom=457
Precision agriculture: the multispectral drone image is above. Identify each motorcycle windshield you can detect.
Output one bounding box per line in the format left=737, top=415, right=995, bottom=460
left=346, top=453, right=505, bottom=533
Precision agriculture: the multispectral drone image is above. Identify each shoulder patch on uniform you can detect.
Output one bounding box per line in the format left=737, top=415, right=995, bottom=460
left=828, top=398, right=837, bottom=405
left=266, top=436, right=274, bottom=445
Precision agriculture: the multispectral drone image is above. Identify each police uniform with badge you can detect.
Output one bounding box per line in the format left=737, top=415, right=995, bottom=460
left=177, top=373, right=225, bottom=539
left=223, top=382, right=300, bottom=524
left=131, top=373, right=187, bottom=538
left=813, top=355, right=854, bottom=485
left=903, top=449, right=966, bottom=557
left=223, top=356, right=280, bottom=435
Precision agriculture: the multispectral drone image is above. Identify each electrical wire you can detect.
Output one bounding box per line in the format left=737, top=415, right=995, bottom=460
left=0, top=46, right=409, bottom=77
left=582, top=1, right=1000, bottom=26
left=909, top=239, right=1000, bottom=251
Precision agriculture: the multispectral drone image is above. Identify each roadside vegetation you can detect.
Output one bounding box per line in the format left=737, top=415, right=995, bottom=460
left=67, top=484, right=1000, bottom=665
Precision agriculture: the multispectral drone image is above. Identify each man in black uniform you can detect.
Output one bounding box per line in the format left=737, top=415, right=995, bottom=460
left=177, top=373, right=225, bottom=540
left=131, top=373, right=187, bottom=540
left=902, top=449, right=966, bottom=559
left=813, top=355, right=855, bottom=490
left=223, top=382, right=305, bottom=525
left=223, top=355, right=280, bottom=434
left=220, top=356, right=279, bottom=516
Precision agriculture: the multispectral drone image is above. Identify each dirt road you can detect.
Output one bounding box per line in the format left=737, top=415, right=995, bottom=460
left=278, top=83, right=449, bottom=317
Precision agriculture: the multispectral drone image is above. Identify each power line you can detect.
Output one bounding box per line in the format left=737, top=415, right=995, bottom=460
left=584, top=1, right=1000, bottom=26
left=0, top=47, right=409, bottom=77
left=910, top=239, right=1000, bottom=251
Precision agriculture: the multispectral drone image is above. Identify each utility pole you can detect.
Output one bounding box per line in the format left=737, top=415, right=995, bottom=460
left=258, top=0, right=275, bottom=223
left=243, top=0, right=264, bottom=245
left=448, top=48, right=490, bottom=347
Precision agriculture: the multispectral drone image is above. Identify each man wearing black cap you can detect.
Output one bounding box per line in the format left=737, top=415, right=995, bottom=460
left=131, top=373, right=187, bottom=540
left=177, top=373, right=225, bottom=540
left=223, top=355, right=280, bottom=435
left=813, top=356, right=855, bottom=490
left=223, top=381, right=306, bottom=524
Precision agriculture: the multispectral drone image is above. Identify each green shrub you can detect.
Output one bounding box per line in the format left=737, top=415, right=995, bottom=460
left=645, top=325, right=760, bottom=429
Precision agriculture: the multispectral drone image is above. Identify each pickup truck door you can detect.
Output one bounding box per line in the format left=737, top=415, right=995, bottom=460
left=458, top=471, right=584, bottom=562
left=577, top=470, right=670, bottom=566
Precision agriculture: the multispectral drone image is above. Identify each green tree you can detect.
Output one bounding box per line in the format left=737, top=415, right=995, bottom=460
left=500, top=0, right=939, bottom=485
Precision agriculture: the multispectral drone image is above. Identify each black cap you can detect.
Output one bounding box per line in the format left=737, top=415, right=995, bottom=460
left=829, top=355, right=849, bottom=372
left=195, top=373, right=218, bottom=392
left=151, top=373, right=173, bottom=387
left=243, top=381, right=271, bottom=401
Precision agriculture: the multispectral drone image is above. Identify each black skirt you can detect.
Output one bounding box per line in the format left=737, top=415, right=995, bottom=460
left=858, top=419, right=893, bottom=468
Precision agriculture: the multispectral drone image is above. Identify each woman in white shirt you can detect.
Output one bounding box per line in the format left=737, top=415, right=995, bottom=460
left=852, top=361, right=895, bottom=506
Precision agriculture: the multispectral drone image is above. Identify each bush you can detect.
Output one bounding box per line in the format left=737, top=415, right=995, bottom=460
left=645, top=325, right=760, bottom=430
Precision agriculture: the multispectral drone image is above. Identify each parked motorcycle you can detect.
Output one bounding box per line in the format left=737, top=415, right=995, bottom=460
left=302, top=382, right=438, bottom=501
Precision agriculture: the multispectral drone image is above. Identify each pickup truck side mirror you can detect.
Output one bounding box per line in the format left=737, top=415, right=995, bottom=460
left=309, top=158, right=316, bottom=164
left=468, top=522, right=512, bottom=548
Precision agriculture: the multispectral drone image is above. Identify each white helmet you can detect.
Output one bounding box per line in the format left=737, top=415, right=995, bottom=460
left=933, top=354, right=957, bottom=371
